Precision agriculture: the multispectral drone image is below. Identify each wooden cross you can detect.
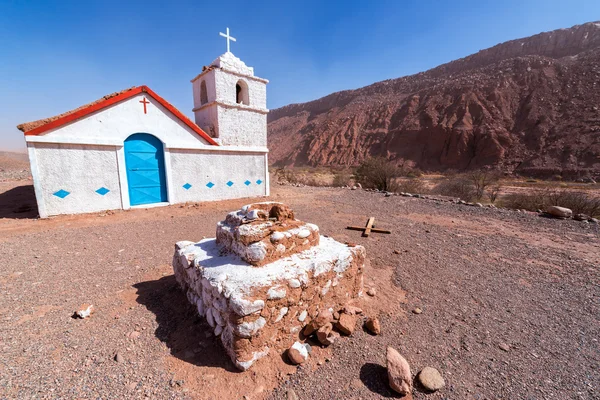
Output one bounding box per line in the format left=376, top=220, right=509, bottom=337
left=347, top=217, right=391, bottom=237
left=139, top=97, right=149, bottom=114
left=219, top=27, right=236, bottom=53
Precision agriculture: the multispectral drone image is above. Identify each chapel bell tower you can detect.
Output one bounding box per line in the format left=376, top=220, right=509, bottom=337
left=191, top=28, right=269, bottom=147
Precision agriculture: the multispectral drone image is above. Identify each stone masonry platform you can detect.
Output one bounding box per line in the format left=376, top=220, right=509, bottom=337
left=172, top=202, right=365, bottom=370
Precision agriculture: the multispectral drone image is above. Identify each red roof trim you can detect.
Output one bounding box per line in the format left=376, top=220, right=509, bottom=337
left=23, top=85, right=218, bottom=146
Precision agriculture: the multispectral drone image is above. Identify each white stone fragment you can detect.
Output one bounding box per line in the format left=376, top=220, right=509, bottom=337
left=214, top=324, right=223, bottom=336
left=276, top=244, right=286, bottom=254
left=247, top=209, right=260, bottom=220
left=245, top=242, right=267, bottom=263
left=291, top=341, right=308, bottom=359
left=288, top=279, right=301, bottom=288
left=270, top=231, right=285, bottom=242
left=196, top=298, right=205, bottom=316
left=298, top=310, right=308, bottom=322
left=297, top=229, right=311, bottom=239
left=321, top=280, right=332, bottom=296
left=206, top=307, right=216, bottom=328
left=230, top=295, right=265, bottom=316
left=213, top=309, right=225, bottom=327
left=241, top=205, right=250, bottom=213
left=235, top=317, right=266, bottom=338
left=267, top=286, right=287, bottom=300
left=275, top=307, right=288, bottom=322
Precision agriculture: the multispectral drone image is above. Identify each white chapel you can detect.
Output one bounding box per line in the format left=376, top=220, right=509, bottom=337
left=17, top=29, right=270, bottom=218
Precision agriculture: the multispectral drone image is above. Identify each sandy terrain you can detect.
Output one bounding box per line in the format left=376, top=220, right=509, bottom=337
left=0, top=180, right=598, bottom=399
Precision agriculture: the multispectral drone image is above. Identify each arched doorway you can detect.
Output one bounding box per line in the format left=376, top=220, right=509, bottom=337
left=124, top=133, right=168, bottom=206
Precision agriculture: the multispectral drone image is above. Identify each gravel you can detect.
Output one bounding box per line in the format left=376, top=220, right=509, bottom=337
left=0, top=182, right=598, bottom=399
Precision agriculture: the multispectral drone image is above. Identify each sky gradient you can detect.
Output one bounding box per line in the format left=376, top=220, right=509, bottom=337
left=1, top=0, right=599, bottom=151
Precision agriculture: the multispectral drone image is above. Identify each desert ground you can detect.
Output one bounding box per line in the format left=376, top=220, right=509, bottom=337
left=0, top=175, right=599, bottom=399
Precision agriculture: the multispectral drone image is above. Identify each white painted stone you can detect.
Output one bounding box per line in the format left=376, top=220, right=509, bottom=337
left=229, top=295, right=265, bottom=316
left=214, top=324, right=223, bottom=337
left=206, top=307, right=216, bottom=328
left=270, top=231, right=285, bottom=242
left=275, top=307, right=288, bottom=322
left=297, top=229, right=311, bottom=239
left=288, top=279, right=301, bottom=288
left=298, top=310, right=308, bottom=322
left=247, top=209, right=260, bottom=220
left=321, top=280, right=332, bottom=296
left=267, top=286, right=287, bottom=300
left=234, top=317, right=266, bottom=338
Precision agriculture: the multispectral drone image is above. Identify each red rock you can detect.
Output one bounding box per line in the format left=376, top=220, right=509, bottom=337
left=365, top=317, right=381, bottom=335
left=386, top=346, right=412, bottom=395
left=336, top=313, right=357, bottom=335
left=268, top=22, right=600, bottom=179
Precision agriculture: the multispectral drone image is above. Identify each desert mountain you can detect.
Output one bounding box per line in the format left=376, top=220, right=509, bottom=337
left=268, top=22, right=600, bottom=178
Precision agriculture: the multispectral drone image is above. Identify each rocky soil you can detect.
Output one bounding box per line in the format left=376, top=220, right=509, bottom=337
left=0, top=151, right=30, bottom=182
left=268, top=21, right=600, bottom=179
left=0, top=181, right=598, bottom=399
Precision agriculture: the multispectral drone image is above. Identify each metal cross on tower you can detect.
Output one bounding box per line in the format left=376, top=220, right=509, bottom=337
left=219, top=27, right=236, bottom=53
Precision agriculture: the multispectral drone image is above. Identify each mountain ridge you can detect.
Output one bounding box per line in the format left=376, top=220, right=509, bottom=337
left=268, top=21, right=600, bottom=178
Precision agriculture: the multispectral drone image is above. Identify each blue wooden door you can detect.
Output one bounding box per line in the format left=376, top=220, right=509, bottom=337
left=124, top=133, right=168, bottom=206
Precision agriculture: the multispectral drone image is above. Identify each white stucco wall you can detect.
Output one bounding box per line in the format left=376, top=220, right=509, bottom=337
left=216, top=106, right=267, bottom=147
left=31, top=143, right=122, bottom=217
left=26, top=94, right=212, bottom=149
left=169, top=150, right=267, bottom=202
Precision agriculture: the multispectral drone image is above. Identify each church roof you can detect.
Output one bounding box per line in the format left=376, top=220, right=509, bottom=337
left=17, top=85, right=218, bottom=146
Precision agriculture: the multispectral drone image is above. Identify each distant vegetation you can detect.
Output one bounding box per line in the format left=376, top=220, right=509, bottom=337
left=272, top=157, right=600, bottom=217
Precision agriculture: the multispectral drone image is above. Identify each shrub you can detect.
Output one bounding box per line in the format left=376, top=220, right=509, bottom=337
left=469, top=170, right=501, bottom=200
left=354, top=157, right=402, bottom=192
left=432, top=175, right=476, bottom=201
left=332, top=173, right=352, bottom=187
left=397, top=178, right=427, bottom=194
left=486, top=184, right=502, bottom=204
left=501, top=189, right=600, bottom=217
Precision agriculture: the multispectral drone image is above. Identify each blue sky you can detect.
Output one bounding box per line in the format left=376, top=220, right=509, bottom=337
left=1, top=0, right=598, bottom=151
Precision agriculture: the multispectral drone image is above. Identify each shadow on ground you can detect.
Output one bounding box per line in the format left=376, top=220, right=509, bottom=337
left=0, top=184, right=38, bottom=219
left=134, top=275, right=239, bottom=372
left=360, top=363, right=403, bottom=398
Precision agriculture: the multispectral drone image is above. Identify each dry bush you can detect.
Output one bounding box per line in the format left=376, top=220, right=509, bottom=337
left=432, top=175, right=476, bottom=201
left=487, top=184, right=502, bottom=204
left=469, top=170, right=501, bottom=200
left=354, top=157, right=402, bottom=192
left=332, top=173, right=352, bottom=187
left=397, top=178, right=427, bottom=194
left=501, top=189, right=600, bottom=217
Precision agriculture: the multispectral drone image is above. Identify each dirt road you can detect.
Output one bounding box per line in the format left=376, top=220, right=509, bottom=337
left=1, top=181, right=598, bottom=399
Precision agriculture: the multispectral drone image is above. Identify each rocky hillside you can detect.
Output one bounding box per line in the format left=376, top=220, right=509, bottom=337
left=268, top=22, right=600, bottom=178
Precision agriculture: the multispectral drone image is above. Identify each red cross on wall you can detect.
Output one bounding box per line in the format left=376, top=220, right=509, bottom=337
left=139, top=97, right=149, bottom=114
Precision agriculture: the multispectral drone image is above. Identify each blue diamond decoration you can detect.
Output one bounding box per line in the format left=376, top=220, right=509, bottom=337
left=256, top=179, right=263, bottom=185
left=183, top=183, right=192, bottom=190
left=244, top=180, right=251, bottom=186
left=227, top=181, right=234, bottom=187
left=206, top=182, right=215, bottom=188
left=53, top=189, right=70, bottom=199
left=95, top=187, right=110, bottom=196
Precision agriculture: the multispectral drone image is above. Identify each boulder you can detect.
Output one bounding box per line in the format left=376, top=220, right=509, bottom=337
left=417, top=367, right=445, bottom=392
left=546, top=206, right=573, bottom=218
left=386, top=346, right=412, bottom=395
